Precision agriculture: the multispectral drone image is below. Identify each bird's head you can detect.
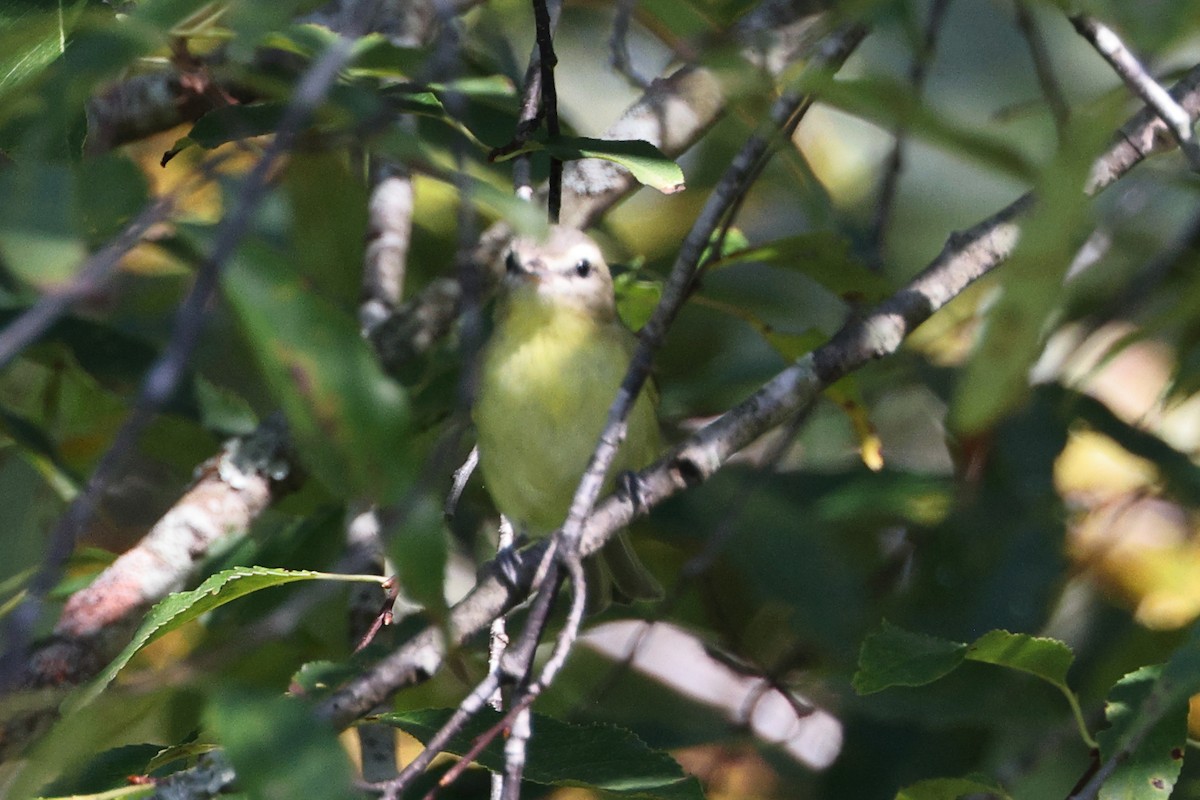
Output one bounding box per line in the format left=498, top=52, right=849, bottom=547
left=502, top=226, right=617, bottom=321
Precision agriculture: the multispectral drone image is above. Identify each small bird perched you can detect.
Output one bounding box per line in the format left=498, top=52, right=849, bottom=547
left=473, top=225, right=663, bottom=609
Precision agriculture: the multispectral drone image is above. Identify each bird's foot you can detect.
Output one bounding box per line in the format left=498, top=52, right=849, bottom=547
left=616, top=469, right=646, bottom=514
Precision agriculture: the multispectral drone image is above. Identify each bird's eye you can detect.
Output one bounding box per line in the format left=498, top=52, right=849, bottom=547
left=574, top=259, right=592, bottom=278
left=505, top=251, right=521, bottom=274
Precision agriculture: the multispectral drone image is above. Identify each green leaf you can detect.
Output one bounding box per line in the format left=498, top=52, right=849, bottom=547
left=223, top=245, right=412, bottom=502
left=514, top=135, right=686, bottom=194
left=964, top=629, right=1073, bottom=686
left=77, top=154, right=150, bottom=242
left=797, top=74, right=1037, bottom=183
left=1086, top=624, right=1200, bottom=798
left=378, top=709, right=705, bottom=800
left=895, top=776, right=1012, bottom=800
left=0, top=161, right=87, bottom=288
left=762, top=328, right=826, bottom=361
left=853, top=621, right=968, bottom=695
left=614, top=271, right=662, bottom=331
left=284, top=152, right=367, bottom=308
left=208, top=687, right=357, bottom=800
left=389, top=492, right=448, bottom=616
left=37, top=742, right=162, bottom=796
left=1096, top=665, right=1186, bottom=800
left=345, top=33, right=425, bottom=78
left=0, top=0, right=83, bottom=101
left=950, top=113, right=1114, bottom=433
left=710, top=233, right=893, bottom=304
left=66, top=567, right=381, bottom=712
left=183, top=102, right=287, bottom=150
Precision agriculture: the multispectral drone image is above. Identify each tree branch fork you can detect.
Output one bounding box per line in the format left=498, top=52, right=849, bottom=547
left=320, top=59, right=1200, bottom=731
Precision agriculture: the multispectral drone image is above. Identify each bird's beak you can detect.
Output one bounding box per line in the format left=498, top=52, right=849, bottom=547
left=505, top=252, right=547, bottom=284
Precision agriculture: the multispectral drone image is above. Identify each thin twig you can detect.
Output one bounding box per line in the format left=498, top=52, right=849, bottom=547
left=531, top=0, right=562, bottom=221
left=542, top=23, right=868, bottom=699
left=1014, top=0, right=1070, bottom=140
left=609, top=0, right=650, bottom=89
left=378, top=563, right=561, bottom=797
left=1070, top=13, right=1200, bottom=171
left=486, top=516, right=514, bottom=800
left=319, top=61, right=1200, bottom=742
left=361, top=158, right=415, bottom=334
left=0, top=196, right=171, bottom=373
left=869, top=0, right=951, bottom=271
left=0, top=33, right=358, bottom=694
left=502, top=0, right=563, bottom=198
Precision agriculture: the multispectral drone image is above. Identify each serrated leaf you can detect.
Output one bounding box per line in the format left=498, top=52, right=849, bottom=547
left=1097, top=665, right=1186, bottom=800
left=66, top=567, right=380, bottom=712
left=896, top=776, right=1012, bottom=800
left=223, top=246, right=412, bottom=502
left=964, top=630, right=1074, bottom=687
left=378, top=709, right=704, bottom=800
left=853, top=621, right=968, bottom=695
left=1087, top=624, right=1200, bottom=798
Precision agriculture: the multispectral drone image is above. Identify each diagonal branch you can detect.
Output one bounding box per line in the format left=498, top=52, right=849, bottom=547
left=1071, top=13, right=1200, bottom=171
left=320, top=59, right=1200, bottom=732
left=0, top=31, right=361, bottom=695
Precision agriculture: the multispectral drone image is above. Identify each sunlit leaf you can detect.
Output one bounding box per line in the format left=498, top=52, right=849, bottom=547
left=500, top=135, right=686, bottom=194
left=827, top=380, right=884, bottom=471
left=964, top=630, right=1074, bottom=686
left=67, top=566, right=384, bottom=712
left=1096, top=665, right=1186, bottom=800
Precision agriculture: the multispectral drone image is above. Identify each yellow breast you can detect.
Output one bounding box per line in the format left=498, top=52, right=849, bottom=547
left=473, top=294, right=660, bottom=534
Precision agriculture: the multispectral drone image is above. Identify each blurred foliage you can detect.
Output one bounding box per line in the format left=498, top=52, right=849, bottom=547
left=0, top=0, right=1199, bottom=799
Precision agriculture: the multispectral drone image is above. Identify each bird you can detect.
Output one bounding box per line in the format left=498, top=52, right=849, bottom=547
left=473, top=225, right=664, bottom=610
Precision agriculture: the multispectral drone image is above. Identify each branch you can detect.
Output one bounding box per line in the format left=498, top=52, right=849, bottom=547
left=0, top=31, right=360, bottom=694
left=1014, top=0, right=1070, bottom=140
left=369, top=62, right=726, bottom=376
left=360, top=161, right=415, bottom=333
left=1071, top=13, right=1200, bottom=171
left=319, top=59, right=1200, bottom=732
left=869, top=0, right=951, bottom=269
left=531, top=0, right=562, bottom=221
left=0, top=415, right=293, bottom=759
